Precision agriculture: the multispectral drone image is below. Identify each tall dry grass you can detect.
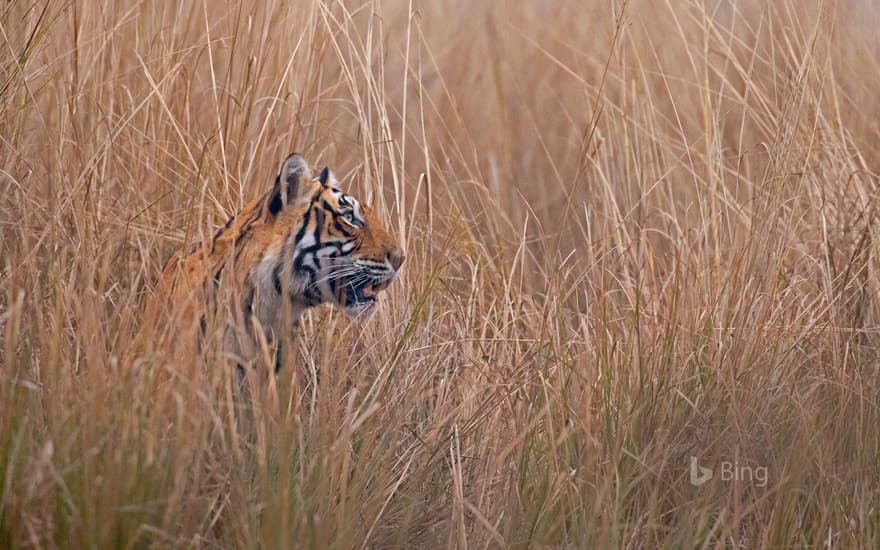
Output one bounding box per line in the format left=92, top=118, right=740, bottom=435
left=2, top=0, right=880, bottom=547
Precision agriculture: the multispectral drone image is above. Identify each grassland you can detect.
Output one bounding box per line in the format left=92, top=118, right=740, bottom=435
left=2, top=0, right=880, bottom=547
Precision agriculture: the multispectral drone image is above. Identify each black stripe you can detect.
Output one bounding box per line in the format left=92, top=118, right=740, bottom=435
left=243, top=286, right=255, bottom=316
left=293, top=207, right=311, bottom=245
left=273, top=263, right=283, bottom=294
left=212, top=212, right=237, bottom=245
left=303, top=288, right=322, bottom=306
left=274, top=343, right=284, bottom=373
left=212, top=264, right=225, bottom=287
left=233, top=233, right=252, bottom=264
left=332, top=217, right=354, bottom=238
left=239, top=209, right=261, bottom=234
left=299, top=241, right=349, bottom=257
left=299, top=263, right=316, bottom=277
left=231, top=210, right=261, bottom=263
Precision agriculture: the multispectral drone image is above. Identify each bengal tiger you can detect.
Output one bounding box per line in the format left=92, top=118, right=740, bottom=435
left=149, top=153, right=405, bottom=369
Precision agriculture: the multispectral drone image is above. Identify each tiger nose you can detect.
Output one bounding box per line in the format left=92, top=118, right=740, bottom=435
left=388, top=247, right=405, bottom=271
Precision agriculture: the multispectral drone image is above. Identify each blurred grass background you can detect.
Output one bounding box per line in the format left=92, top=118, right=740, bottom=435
left=2, top=0, right=880, bottom=547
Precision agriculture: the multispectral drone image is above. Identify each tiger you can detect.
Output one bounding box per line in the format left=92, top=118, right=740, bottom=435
left=148, top=153, right=405, bottom=369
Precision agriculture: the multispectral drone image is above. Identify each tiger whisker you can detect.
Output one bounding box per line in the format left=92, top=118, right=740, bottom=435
left=311, top=269, right=364, bottom=286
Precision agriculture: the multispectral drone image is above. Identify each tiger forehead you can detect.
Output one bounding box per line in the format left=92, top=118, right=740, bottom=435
left=320, top=187, right=360, bottom=210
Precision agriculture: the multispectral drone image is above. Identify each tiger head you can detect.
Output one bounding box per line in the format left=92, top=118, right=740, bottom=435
left=266, top=154, right=405, bottom=317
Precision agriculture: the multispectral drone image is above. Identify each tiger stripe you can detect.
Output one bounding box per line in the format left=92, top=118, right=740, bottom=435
left=148, top=153, right=405, bottom=369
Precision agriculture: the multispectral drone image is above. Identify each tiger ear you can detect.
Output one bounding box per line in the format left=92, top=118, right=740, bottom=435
left=318, top=166, right=338, bottom=188
left=263, top=154, right=311, bottom=219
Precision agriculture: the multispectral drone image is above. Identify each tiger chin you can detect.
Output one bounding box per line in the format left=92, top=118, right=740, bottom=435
left=148, top=153, right=405, bottom=369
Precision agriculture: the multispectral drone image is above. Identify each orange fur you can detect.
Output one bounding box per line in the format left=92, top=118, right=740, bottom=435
left=147, top=154, right=404, bottom=367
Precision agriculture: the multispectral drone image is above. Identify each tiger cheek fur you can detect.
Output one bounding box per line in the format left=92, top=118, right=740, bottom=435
left=149, top=153, right=405, bottom=368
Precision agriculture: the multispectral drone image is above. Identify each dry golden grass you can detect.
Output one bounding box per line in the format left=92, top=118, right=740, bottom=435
left=2, top=0, right=880, bottom=547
